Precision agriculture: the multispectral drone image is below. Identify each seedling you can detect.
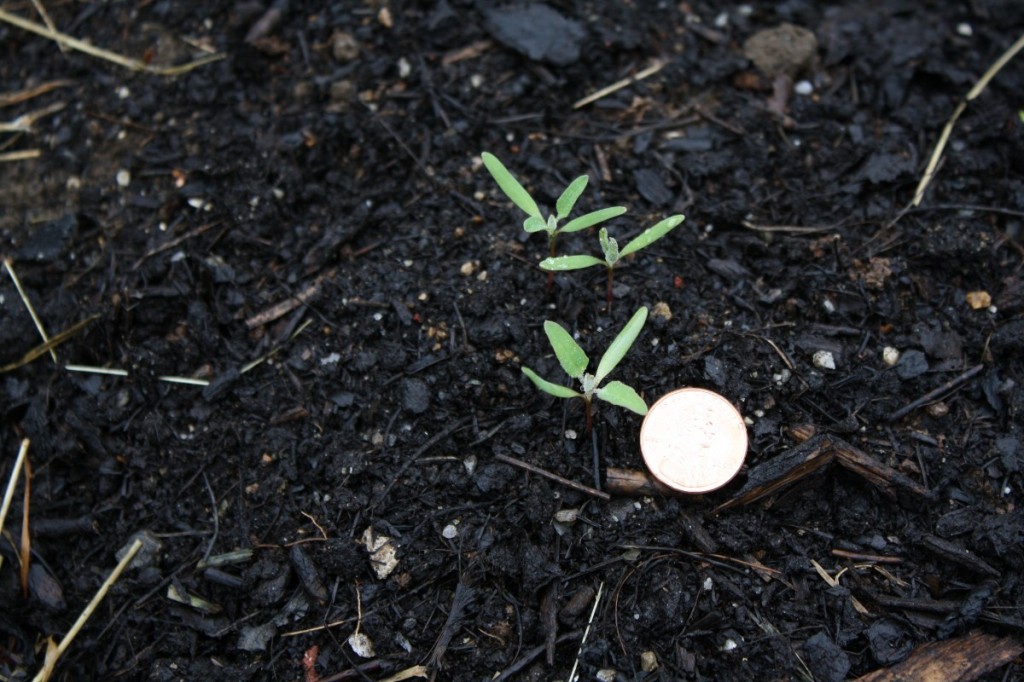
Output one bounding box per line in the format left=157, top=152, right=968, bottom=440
left=521, top=306, right=649, bottom=431
left=539, top=215, right=684, bottom=307
left=481, top=152, right=626, bottom=287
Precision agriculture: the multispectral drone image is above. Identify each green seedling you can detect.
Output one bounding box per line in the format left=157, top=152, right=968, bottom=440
left=539, top=215, right=684, bottom=307
left=481, top=151, right=626, bottom=288
left=521, top=306, right=649, bottom=432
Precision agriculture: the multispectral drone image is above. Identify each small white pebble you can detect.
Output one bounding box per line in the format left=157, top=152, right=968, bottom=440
left=463, top=455, right=477, bottom=476
left=794, top=80, right=814, bottom=95
left=813, top=350, right=836, bottom=370
left=722, top=638, right=738, bottom=652
left=822, top=298, right=835, bottom=314
left=554, top=509, right=578, bottom=524
left=397, top=57, right=411, bottom=78
left=882, top=346, right=900, bottom=366
left=470, top=73, right=483, bottom=88
left=116, top=169, right=131, bottom=187
left=956, top=22, right=973, bottom=37
left=117, top=86, right=130, bottom=99
left=713, top=12, right=729, bottom=27
left=187, top=197, right=205, bottom=209
left=442, top=524, right=458, bottom=539
left=703, top=577, right=713, bottom=591
left=564, top=429, right=577, bottom=440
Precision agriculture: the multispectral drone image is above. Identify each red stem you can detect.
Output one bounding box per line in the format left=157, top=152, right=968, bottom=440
left=606, top=267, right=614, bottom=310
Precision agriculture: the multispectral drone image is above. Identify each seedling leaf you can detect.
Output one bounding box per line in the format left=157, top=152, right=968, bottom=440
left=556, top=176, right=589, bottom=220
left=620, top=214, right=685, bottom=258
left=596, top=381, right=648, bottom=415
left=543, top=321, right=589, bottom=378
left=599, top=228, right=619, bottom=264
left=523, top=216, right=547, bottom=233
left=595, top=306, right=648, bottom=383
left=539, top=255, right=604, bottom=271
left=482, top=152, right=542, bottom=219
left=561, top=206, right=627, bottom=233
left=522, top=367, right=582, bottom=399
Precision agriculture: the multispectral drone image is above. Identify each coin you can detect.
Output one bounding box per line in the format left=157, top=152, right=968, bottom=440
left=639, top=387, right=748, bottom=493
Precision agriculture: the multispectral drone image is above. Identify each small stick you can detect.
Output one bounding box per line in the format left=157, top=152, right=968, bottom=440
left=244, top=270, right=334, bottom=329
left=65, top=365, right=128, bottom=377
left=0, top=315, right=98, bottom=374
left=913, top=31, right=1024, bottom=206
left=4, top=257, right=56, bottom=364
left=0, top=149, right=42, bottom=162
left=573, top=60, right=665, bottom=109
left=0, top=79, right=72, bottom=107
left=0, top=439, right=30, bottom=572
left=0, top=101, right=66, bottom=132
left=495, top=453, right=610, bottom=501
left=20, top=456, right=32, bottom=596
left=831, top=548, right=903, bottom=564
left=32, top=537, right=143, bottom=682
left=567, top=582, right=604, bottom=682
left=889, top=364, right=984, bottom=422
left=0, top=8, right=225, bottom=76
left=28, top=0, right=62, bottom=52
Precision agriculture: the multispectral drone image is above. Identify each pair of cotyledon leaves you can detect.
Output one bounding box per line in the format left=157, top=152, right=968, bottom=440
left=481, top=151, right=684, bottom=272
left=481, top=152, right=627, bottom=239
left=521, top=306, right=650, bottom=416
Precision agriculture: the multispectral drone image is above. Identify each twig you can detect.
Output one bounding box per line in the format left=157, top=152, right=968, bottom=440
left=0, top=149, right=42, bottom=162
left=831, top=548, right=903, bottom=564
left=494, top=453, right=610, bottom=501
left=811, top=558, right=869, bottom=614
left=568, top=582, right=604, bottom=682
left=20, top=456, right=32, bottom=596
left=889, top=364, right=985, bottom=422
left=0, top=79, right=72, bottom=107
left=0, top=439, right=30, bottom=573
left=32, top=537, right=143, bottom=682
left=0, top=8, right=225, bottom=76
left=741, top=219, right=838, bottom=234
left=131, top=221, right=219, bottom=270
left=0, top=101, right=66, bottom=133
left=573, top=60, right=665, bottom=109
left=244, top=269, right=334, bottom=329
left=4, top=257, right=56, bottom=363
left=0, top=314, right=99, bottom=373
left=912, top=31, right=1024, bottom=206
left=492, top=630, right=584, bottom=681
left=200, top=473, right=219, bottom=566
left=29, top=0, right=62, bottom=51
left=371, top=418, right=471, bottom=509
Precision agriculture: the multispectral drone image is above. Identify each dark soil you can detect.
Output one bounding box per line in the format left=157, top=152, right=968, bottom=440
left=2, top=1, right=1024, bottom=680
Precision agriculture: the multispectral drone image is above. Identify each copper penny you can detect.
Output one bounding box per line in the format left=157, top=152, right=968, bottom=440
left=639, top=388, right=748, bottom=494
